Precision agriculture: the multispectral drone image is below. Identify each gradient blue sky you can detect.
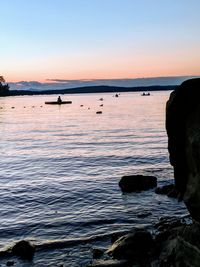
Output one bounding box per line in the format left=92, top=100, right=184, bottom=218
left=1, top=0, right=200, bottom=82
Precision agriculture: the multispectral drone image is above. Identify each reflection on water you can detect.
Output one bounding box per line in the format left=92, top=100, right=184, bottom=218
left=0, top=92, right=187, bottom=266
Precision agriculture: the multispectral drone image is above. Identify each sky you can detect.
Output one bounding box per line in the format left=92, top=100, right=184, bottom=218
left=1, top=0, right=200, bottom=84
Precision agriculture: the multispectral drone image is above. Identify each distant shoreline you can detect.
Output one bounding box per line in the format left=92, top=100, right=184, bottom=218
left=4, top=85, right=177, bottom=97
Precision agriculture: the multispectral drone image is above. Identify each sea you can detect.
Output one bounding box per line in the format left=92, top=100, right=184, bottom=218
left=0, top=91, right=188, bottom=266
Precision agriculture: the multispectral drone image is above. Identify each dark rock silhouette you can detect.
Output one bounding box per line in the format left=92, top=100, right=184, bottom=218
left=166, top=78, right=200, bottom=222
left=119, top=175, right=157, bottom=193
left=12, top=240, right=35, bottom=260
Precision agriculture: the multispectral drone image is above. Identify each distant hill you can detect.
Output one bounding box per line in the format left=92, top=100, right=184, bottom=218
left=8, top=85, right=177, bottom=96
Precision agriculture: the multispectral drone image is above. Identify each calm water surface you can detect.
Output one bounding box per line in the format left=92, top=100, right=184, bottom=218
left=0, top=92, right=187, bottom=266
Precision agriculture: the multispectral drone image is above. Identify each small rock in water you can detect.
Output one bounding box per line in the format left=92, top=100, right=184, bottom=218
left=12, top=240, right=35, bottom=260
left=119, top=174, right=157, bottom=193
left=96, top=111, right=102, bottom=114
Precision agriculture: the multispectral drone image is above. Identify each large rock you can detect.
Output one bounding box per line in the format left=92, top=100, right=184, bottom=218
left=107, top=229, right=155, bottom=263
left=119, top=175, right=157, bottom=193
left=166, top=78, right=200, bottom=222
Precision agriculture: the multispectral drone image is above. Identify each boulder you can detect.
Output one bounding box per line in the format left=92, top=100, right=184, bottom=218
left=107, top=229, right=154, bottom=263
left=119, top=175, right=157, bottom=193
left=12, top=240, right=35, bottom=260
left=166, top=78, right=200, bottom=222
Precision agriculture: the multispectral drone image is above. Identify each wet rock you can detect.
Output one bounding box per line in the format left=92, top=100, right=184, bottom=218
left=166, top=78, right=200, bottom=221
left=12, top=240, right=35, bottom=260
left=155, top=184, right=178, bottom=198
left=119, top=175, right=157, bottom=193
left=107, top=229, right=154, bottom=263
left=88, top=259, right=129, bottom=267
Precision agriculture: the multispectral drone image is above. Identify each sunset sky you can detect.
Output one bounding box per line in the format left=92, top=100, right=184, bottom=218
left=1, top=0, right=200, bottom=83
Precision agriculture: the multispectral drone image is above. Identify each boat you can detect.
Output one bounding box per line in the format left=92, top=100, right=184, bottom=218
left=45, top=101, right=72, bottom=105
left=141, top=92, right=150, bottom=96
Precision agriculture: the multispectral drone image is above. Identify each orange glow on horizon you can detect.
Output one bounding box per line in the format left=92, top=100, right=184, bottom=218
left=3, top=40, right=200, bottom=83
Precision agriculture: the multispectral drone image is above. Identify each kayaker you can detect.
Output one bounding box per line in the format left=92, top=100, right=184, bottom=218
left=57, top=96, right=62, bottom=103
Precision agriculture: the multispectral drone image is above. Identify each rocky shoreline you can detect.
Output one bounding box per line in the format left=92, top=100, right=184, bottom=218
left=0, top=176, right=184, bottom=267
left=88, top=215, right=192, bottom=267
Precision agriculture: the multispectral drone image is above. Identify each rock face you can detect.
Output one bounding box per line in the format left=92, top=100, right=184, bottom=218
left=119, top=175, right=157, bottom=193
left=166, top=78, right=200, bottom=222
